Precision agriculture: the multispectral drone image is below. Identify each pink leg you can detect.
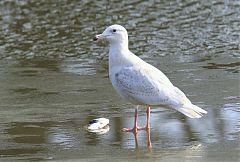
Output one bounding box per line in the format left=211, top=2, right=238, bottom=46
left=122, top=106, right=151, bottom=133
left=146, top=106, right=151, bottom=129
left=139, top=106, right=151, bottom=130
left=122, top=106, right=140, bottom=133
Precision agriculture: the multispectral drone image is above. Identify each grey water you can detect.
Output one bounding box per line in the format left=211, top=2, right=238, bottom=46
left=0, top=0, right=239, bottom=161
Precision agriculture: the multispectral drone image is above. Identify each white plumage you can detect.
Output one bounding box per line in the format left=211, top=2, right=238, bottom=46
left=94, top=24, right=207, bottom=132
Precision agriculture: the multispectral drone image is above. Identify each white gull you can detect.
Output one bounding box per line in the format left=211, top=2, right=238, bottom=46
left=94, top=24, right=207, bottom=133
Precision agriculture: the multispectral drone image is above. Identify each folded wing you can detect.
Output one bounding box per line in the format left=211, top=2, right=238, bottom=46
left=114, top=66, right=185, bottom=107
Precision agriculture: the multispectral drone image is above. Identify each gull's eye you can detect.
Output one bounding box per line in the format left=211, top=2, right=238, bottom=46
left=112, top=29, right=117, bottom=33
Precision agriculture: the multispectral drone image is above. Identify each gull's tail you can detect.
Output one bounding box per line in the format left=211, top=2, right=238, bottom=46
left=176, top=103, right=207, bottom=118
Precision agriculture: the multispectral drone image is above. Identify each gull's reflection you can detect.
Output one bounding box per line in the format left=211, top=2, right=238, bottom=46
left=131, top=129, right=152, bottom=150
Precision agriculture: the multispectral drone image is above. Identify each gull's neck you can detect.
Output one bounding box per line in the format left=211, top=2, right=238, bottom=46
left=108, top=40, right=131, bottom=68
left=109, top=39, right=129, bottom=53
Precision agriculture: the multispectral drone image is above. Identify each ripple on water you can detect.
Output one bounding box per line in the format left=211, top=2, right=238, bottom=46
left=61, top=58, right=96, bottom=75
left=0, top=0, right=239, bottom=161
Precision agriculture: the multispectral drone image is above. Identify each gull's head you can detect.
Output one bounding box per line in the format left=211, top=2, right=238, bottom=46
left=93, top=24, right=128, bottom=45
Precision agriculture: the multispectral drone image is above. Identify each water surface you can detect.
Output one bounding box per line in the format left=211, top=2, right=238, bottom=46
left=0, top=0, right=239, bottom=161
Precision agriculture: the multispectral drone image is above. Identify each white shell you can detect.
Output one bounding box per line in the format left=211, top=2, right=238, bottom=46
left=87, top=118, right=109, bottom=131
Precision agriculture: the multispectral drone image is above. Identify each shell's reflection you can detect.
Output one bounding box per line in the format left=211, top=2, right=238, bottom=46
left=87, top=125, right=110, bottom=135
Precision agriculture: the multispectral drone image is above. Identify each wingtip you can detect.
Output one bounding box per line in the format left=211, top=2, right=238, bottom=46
left=176, top=104, right=207, bottom=118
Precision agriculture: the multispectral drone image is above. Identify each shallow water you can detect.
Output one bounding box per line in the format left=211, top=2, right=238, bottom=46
left=0, top=0, right=239, bottom=161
